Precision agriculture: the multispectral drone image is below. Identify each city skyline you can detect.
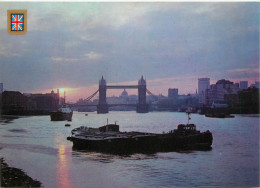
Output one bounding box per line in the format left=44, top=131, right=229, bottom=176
left=1, top=77, right=257, bottom=103
left=0, top=2, right=259, bottom=102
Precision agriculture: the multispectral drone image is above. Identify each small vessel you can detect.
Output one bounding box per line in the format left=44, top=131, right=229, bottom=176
left=65, top=123, right=71, bottom=127
left=50, top=105, right=73, bottom=121
left=85, top=114, right=88, bottom=116
left=205, top=113, right=235, bottom=118
left=67, top=115, right=213, bottom=154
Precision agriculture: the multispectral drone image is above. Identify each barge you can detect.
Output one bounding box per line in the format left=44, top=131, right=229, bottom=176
left=67, top=118, right=213, bottom=154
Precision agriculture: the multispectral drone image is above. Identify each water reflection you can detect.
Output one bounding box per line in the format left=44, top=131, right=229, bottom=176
left=0, top=115, right=20, bottom=125
left=57, top=145, right=73, bottom=188
left=71, top=150, right=159, bottom=163
left=8, top=128, right=28, bottom=133
left=0, top=143, right=57, bottom=155
left=72, top=150, right=115, bottom=163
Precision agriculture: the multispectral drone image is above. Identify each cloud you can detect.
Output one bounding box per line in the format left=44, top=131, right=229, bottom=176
left=84, top=51, right=103, bottom=60
left=80, top=35, right=96, bottom=41
left=227, top=68, right=259, bottom=74
left=0, top=46, right=20, bottom=57
left=51, top=57, right=79, bottom=63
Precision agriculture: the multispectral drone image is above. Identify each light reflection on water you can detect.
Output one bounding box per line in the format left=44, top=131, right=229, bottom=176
left=0, top=112, right=259, bottom=187
left=57, top=145, right=73, bottom=188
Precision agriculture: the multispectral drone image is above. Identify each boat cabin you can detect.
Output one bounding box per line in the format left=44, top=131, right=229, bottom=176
left=58, top=106, right=72, bottom=113
left=177, top=124, right=196, bottom=131
left=170, top=123, right=198, bottom=135
left=99, top=124, right=119, bottom=132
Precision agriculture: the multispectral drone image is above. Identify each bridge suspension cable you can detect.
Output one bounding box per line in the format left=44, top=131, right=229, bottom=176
left=85, top=89, right=99, bottom=101
left=146, top=88, right=158, bottom=101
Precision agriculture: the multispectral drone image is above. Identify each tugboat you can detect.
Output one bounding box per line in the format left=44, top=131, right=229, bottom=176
left=67, top=115, right=213, bottom=154
left=50, top=105, right=73, bottom=121
left=50, top=90, right=73, bottom=121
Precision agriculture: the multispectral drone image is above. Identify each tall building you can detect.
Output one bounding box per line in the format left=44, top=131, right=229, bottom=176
left=0, top=83, right=3, bottom=93
left=198, top=78, right=210, bottom=105
left=240, top=81, right=248, bottom=90
left=168, top=88, right=178, bottom=99
left=207, top=79, right=240, bottom=105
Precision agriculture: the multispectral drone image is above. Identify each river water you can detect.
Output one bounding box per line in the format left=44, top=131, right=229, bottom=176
left=0, top=112, right=259, bottom=187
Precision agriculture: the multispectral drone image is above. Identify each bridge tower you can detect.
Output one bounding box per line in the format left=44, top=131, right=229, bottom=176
left=137, top=76, right=149, bottom=113
left=97, top=76, right=108, bottom=113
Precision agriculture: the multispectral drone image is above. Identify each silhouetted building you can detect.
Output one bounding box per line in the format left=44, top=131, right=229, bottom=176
left=198, top=78, right=210, bottom=105
left=206, top=79, right=240, bottom=105
left=237, top=87, right=259, bottom=113
left=1, top=90, right=59, bottom=115
left=168, top=88, right=178, bottom=99
left=224, top=93, right=239, bottom=108
left=240, top=81, right=248, bottom=90
left=30, top=90, right=59, bottom=112
left=1, top=91, right=27, bottom=114
left=250, top=81, right=260, bottom=88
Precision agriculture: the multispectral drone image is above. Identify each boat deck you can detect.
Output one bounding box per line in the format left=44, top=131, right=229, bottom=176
left=72, top=131, right=158, bottom=141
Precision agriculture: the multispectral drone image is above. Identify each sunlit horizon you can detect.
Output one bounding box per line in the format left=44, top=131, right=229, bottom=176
left=20, top=77, right=259, bottom=103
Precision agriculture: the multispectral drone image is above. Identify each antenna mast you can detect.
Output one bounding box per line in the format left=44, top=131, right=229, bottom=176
left=64, top=90, right=66, bottom=104
left=186, top=108, right=191, bottom=124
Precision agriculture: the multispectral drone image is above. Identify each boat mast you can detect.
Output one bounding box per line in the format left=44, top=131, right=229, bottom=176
left=64, top=90, right=66, bottom=105
left=187, top=112, right=191, bottom=124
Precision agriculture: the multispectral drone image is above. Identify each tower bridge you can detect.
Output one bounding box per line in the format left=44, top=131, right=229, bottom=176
left=69, top=76, right=157, bottom=114
left=98, top=76, right=148, bottom=113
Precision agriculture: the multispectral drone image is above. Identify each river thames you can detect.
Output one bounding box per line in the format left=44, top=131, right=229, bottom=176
left=0, top=112, right=259, bottom=187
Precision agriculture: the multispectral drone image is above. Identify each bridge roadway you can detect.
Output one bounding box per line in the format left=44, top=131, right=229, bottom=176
left=69, top=103, right=138, bottom=107
left=106, top=85, right=138, bottom=89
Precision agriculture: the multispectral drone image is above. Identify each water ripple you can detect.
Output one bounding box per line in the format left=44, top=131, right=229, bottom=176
left=0, top=143, right=58, bottom=155
left=8, top=129, right=28, bottom=133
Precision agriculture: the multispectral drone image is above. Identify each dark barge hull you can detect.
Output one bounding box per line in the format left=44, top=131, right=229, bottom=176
left=50, top=112, right=73, bottom=121
left=67, top=131, right=213, bottom=154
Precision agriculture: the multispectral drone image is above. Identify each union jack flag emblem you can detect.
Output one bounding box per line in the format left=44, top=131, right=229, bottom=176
left=11, top=14, right=24, bottom=31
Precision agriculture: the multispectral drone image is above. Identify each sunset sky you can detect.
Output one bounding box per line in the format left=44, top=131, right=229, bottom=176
left=0, top=2, right=259, bottom=102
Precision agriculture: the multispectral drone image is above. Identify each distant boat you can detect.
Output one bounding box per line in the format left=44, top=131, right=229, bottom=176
left=50, top=105, right=73, bottom=121
left=205, top=113, right=235, bottom=118
left=85, top=114, right=88, bottom=116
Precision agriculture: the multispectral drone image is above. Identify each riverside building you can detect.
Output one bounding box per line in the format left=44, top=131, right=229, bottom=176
left=206, top=79, right=240, bottom=105
left=198, top=78, right=210, bottom=106
left=240, top=81, right=248, bottom=90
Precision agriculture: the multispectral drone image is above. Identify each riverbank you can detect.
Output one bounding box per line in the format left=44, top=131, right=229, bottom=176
left=0, top=158, right=42, bottom=187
